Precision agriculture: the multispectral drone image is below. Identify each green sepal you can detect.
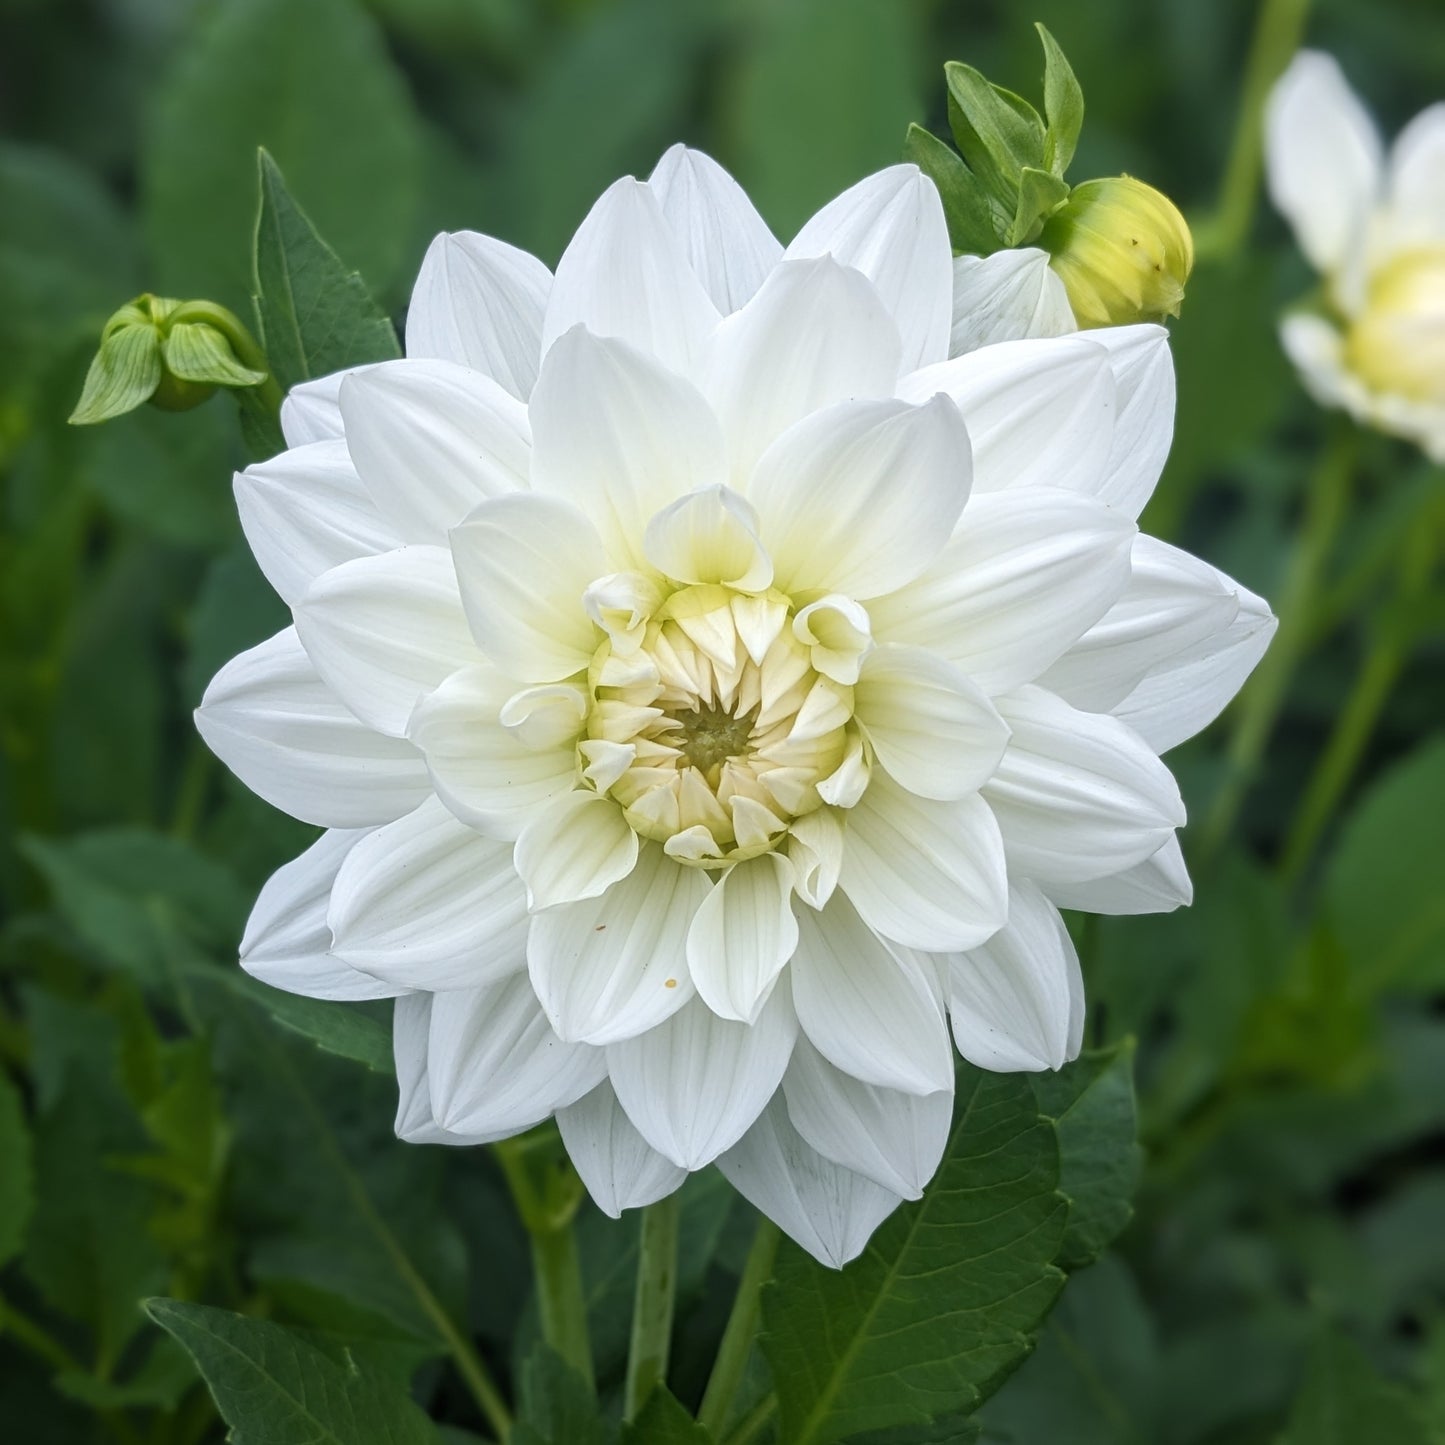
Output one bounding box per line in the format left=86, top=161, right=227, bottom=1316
left=944, top=61, right=1046, bottom=206
left=162, top=321, right=268, bottom=389
left=1037, top=24, right=1085, bottom=177
left=903, top=124, right=1004, bottom=255
left=69, top=320, right=163, bottom=424
left=1008, top=166, right=1070, bottom=246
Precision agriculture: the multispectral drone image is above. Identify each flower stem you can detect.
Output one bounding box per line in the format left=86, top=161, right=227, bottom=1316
left=0, top=1294, right=85, bottom=1374
left=697, top=1217, right=780, bottom=1438
left=1201, top=421, right=1355, bottom=860
left=624, top=1193, right=680, bottom=1419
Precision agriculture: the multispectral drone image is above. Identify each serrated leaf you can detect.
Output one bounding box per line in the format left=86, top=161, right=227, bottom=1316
left=621, top=1387, right=713, bottom=1444
left=1037, top=24, right=1084, bottom=177
left=901, top=125, right=1002, bottom=255
left=762, top=1068, right=1066, bottom=1445
left=1282, top=1331, right=1429, bottom=1445
left=944, top=63, right=1046, bottom=207
left=253, top=150, right=400, bottom=393
left=0, top=1071, right=35, bottom=1269
left=146, top=1299, right=441, bottom=1445
left=1008, top=166, right=1069, bottom=246
left=1031, top=1043, right=1141, bottom=1270
left=513, top=1345, right=615, bottom=1445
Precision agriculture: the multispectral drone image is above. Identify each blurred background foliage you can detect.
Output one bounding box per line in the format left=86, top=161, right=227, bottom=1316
left=1, top=0, right=1443, bottom=1440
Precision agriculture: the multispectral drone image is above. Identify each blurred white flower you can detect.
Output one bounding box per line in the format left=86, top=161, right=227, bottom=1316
left=200, top=145, right=1273, bottom=1267
left=1267, top=51, right=1445, bottom=458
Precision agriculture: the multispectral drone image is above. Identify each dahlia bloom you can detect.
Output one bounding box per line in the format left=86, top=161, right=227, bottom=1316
left=199, top=146, right=1274, bottom=1266
left=1267, top=51, right=1445, bottom=458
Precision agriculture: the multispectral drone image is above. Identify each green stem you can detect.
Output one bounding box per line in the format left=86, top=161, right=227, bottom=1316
left=698, top=1218, right=780, bottom=1438
left=624, top=1194, right=680, bottom=1419
left=0, top=1294, right=85, bottom=1374
left=1193, top=0, right=1315, bottom=262
left=724, top=1393, right=778, bottom=1445
left=1200, top=421, right=1355, bottom=859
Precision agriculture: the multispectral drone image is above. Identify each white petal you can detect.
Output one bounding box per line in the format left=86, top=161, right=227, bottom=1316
left=647, top=145, right=783, bottom=315
left=280, top=369, right=358, bottom=447
left=787, top=808, right=845, bottom=910
left=700, top=257, right=903, bottom=484
left=405, top=231, right=551, bottom=399
left=751, top=395, right=971, bottom=600
left=792, top=595, right=872, bottom=686
left=1265, top=51, right=1382, bottom=277
left=1280, top=312, right=1354, bottom=411
left=529, top=327, right=727, bottom=565
left=196, top=627, right=430, bottom=828
left=686, top=853, right=799, bottom=1023
left=556, top=1081, right=687, bottom=1217
left=407, top=663, right=579, bottom=838
left=945, top=881, right=1082, bottom=1072
left=340, top=359, right=530, bottom=544
left=541, top=177, right=721, bottom=377
left=786, top=164, right=952, bottom=374
left=234, top=440, right=398, bottom=605
left=449, top=492, right=606, bottom=683
left=394, top=994, right=443, bottom=1143
left=782, top=1034, right=951, bottom=1197
left=717, top=1093, right=904, bottom=1269
left=949, top=248, right=1077, bottom=355
left=293, top=545, right=477, bottom=737
left=854, top=645, right=1010, bottom=799
left=1044, top=833, right=1192, bottom=915
left=527, top=844, right=710, bottom=1045
left=608, top=985, right=798, bottom=1169
left=790, top=891, right=954, bottom=1094
left=427, top=973, right=605, bottom=1137
left=1110, top=583, right=1277, bottom=752
left=898, top=335, right=1115, bottom=499
left=240, top=829, right=403, bottom=1000
left=838, top=777, right=1009, bottom=953
left=868, top=487, right=1136, bottom=695
left=514, top=791, right=639, bottom=910
left=983, top=686, right=1185, bottom=885
left=1037, top=535, right=1242, bottom=713
left=644, top=485, right=772, bottom=592
left=1388, top=103, right=1445, bottom=242
left=327, top=796, right=529, bottom=991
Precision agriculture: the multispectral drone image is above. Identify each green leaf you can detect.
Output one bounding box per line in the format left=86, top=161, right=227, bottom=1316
left=1008, top=166, right=1069, bottom=247
left=144, top=0, right=422, bottom=312
left=944, top=63, right=1046, bottom=207
left=145, top=1299, right=442, bottom=1445
left=221, top=972, right=395, bottom=1074
left=1282, top=1331, right=1429, bottom=1445
left=621, top=1387, right=713, bottom=1444
left=1037, top=24, right=1085, bottom=177
left=1031, top=1042, right=1141, bottom=1271
left=68, top=322, right=161, bottom=424
left=253, top=150, right=401, bottom=393
left=1325, top=738, right=1445, bottom=992
left=513, top=1344, right=615, bottom=1445
left=844, top=1419, right=980, bottom=1444
left=0, top=1070, right=35, bottom=1269
left=762, top=1067, right=1066, bottom=1445
left=901, top=125, right=1001, bottom=255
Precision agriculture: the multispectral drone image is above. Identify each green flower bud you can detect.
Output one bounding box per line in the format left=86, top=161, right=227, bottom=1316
left=70, top=294, right=270, bottom=426
left=1040, top=175, right=1195, bottom=328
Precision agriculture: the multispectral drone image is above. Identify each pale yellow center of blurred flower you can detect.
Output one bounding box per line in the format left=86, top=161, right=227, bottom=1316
left=1345, top=247, right=1445, bottom=405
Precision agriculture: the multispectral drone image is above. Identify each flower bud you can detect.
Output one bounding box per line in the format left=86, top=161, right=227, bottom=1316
left=1343, top=247, right=1445, bottom=406
left=1040, top=175, right=1195, bottom=328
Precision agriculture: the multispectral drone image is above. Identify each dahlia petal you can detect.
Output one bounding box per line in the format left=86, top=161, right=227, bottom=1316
left=394, top=994, right=450, bottom=1144
left=234, top=440, right=398, bottom=605
left=450, top=492, right=607, bottom=682
left=781, top=1034, right=951, bottom=1197
left=240, top=829, right=404, bottom=1000
left=792, top=596, right=871, bottom=686
left=983, top=686, right=1186, bottom=885
left=838, top=776, right=1008, bottom=954
left=786, top=808, right=845, bottom=910
left=647, top=144, right=783, bottom=314
left=790, top=891, right=955, bottom=1094
left=293, top=545, right=476, bottom=737
left=608, top=985, right=798, bottom=1169
left=527, top=845, right=710, bottom=1045
left=867, top=488, right=1136, bottom=695
left=1044, top=833, right=1192, bottom=915
left=1389, top=103, right=1445, bottom=240
left=853, top=644, right=1011, bottom=800
left=785, top=164, right=952, bottom=374
left=716, top=1093, right=904, bottom=1269
left=514, top=791, right=639, bottom=910
left=944, top=881, right=1082, bottom=1072
left=339, top=359, right=530, bottom=544
left=700, top=257, right=903, bottom=484
left=405, top=231, right=551, bottom=399
left=280, top=369, right=354, bottom=447
left=426, top=973, right=605, bottom=1137
left=541, top=177, right=721, bottom=376
left=949, top=247, right=1077, bottom=356
left=1078, top=324, right=1176, bottom=518
left=196, top=627, right=430, bottom=828
left=556, top=1081, right=687, bottom=1217
left=644, top=485, right=773, bottom=592
left=686, top=853, right=799, bottom=1023
left=750, top=395, right=971, bottom=600
left=327, top=796, right=528, bottom=991
left=530, top=327, right=727, bottom=566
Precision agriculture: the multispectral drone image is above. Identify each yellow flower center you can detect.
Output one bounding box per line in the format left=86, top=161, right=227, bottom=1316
left=1346, top=246, right=1445, bottom=405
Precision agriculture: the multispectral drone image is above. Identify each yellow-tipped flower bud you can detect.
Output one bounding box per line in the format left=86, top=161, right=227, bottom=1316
left=1040, top=175, right=1195, bottom=328
left=1343, top=248, right=1445, bottom=407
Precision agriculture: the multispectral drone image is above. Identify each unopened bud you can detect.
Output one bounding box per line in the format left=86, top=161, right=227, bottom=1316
left=1040, top=175, right=1194, bottom=328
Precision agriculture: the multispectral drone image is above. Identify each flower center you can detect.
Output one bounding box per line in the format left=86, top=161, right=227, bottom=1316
left=1346, top=246, right=1445, bottom=404
left=670, top=702, right=759, bottom=780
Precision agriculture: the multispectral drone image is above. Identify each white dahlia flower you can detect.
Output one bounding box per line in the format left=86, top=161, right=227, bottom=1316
left=1267, top=51, right=1445, bottom=458
left=200, top=146, right=1274, bottom=1267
